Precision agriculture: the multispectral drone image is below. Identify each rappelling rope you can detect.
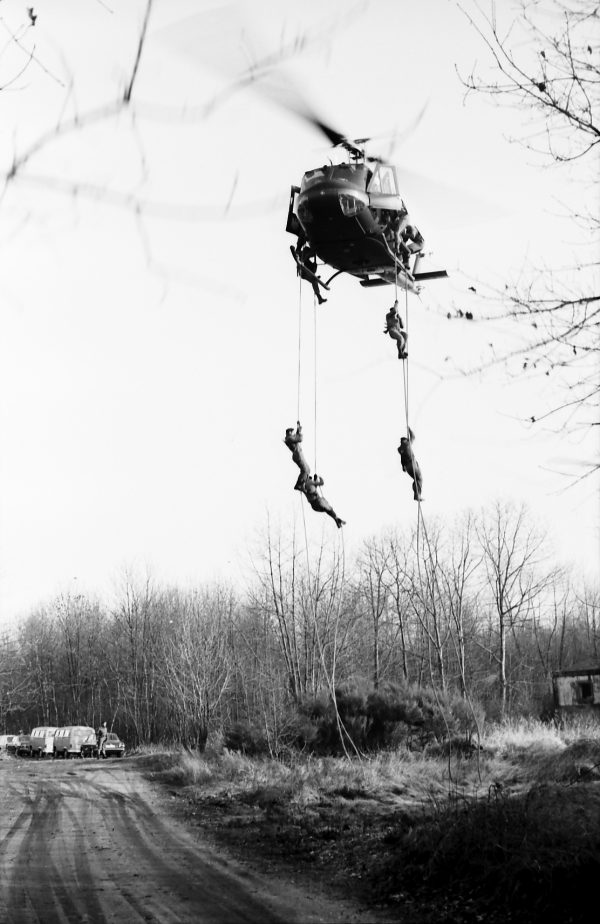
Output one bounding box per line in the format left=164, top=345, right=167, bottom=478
left=393, top=245, right=476, bottom=772
left=395, top=260, right=420, bottom=579
left=402, top=277, right=410, bottom=433
left=400, top=278, right=457, bottom=772
left=299, top=498, right=362, bottom=761
left=393, top=262, right=452, bottom=756
left=400, top=280, right=428, bottom=607
left=313, top=291, right=318, bottom=475
left=297, top=272, right=303, bottom=422
left=296, top=266, right=319, bottom=475
left=295, top=268, right=358, bottom=760
left=394, top=256, right=425, bottom=608
left=401, top=287, right=437, bottom=595
left=392, top=253, right=411, bottom=438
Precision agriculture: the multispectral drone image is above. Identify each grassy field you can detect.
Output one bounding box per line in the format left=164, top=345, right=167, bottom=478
left=137, top=718, right=600, bottom=923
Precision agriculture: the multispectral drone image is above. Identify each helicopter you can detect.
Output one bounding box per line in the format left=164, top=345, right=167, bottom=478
left=286, top=126, right=448, bottom=296
left=158, top=7, right=449, bottom=295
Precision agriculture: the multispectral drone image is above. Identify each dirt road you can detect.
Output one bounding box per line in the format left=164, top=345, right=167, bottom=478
left=0, top=756, right=384, bottom=924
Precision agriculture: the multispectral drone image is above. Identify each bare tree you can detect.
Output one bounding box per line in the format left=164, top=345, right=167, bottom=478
left=0, top=5, right=51, bottom=94
left=2, top=1, right=155, bottom=201
left=577, top=583, right=600, bottom=659
left=111, top=570, right=163, bottom=744
left=406, top=522, right=453, bottom=691
left=387, top=531, right=418, bottom=683
left=249, top=525, right=325, bottom=702
left=161, top=586, right=234, bottom=748
left=357, top=536, right=395, bottom=689
left=530, top=577, right=580, bottom=688
left=0, top=627, right=32, bottom=729
left=476, top=501, right=559, bottom=714
left=435, top=513, right=482, bottom=697
left=249, top=526, right=305, bottom=702
left=460, top=0, right=600, bottom=461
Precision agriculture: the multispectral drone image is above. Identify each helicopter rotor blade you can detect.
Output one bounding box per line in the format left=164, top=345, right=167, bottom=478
left=155, top=2, right=366, bottom=156
left=156, top=4, right=434, bottom=165
left=250, top=66, right=356, bottom=152
left=378, top=102, right=430, bottom=162
left=393, top=165, right=508, bottom=230
left=154, top=6, right=500, bottom=229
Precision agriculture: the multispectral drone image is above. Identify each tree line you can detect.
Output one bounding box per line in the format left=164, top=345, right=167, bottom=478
left=0, top=502, right=597, bottom=751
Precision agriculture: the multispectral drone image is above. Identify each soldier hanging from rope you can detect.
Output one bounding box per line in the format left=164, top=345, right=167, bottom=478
left=284, top=421, right=311, bottom=490
left=302, top=474, right=346, bottom=529
left=291, top=236, right=328, bottom=305
left=398, top=427, right=423, bottom=501
left=384, top=300, right=408, bottom=360
left=399, top=223, right=425, bottom=268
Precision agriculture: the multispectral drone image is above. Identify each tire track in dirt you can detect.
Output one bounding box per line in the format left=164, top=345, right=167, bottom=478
left=76, top=777, right=287, bottom=923
left=5, top=768, right=178, bottom=923
left=0, top=758, right=370, bottom=924
left=1, top=774, right=100, bottom=922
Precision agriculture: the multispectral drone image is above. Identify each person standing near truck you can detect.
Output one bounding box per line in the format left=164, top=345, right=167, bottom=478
left=97, top=722, right=108, bottom=759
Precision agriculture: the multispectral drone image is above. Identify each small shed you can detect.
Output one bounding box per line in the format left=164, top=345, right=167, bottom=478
left=552, top=663, right=600, bottom=714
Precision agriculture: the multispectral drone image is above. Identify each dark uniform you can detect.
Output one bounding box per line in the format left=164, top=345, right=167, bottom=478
left=400, top=224, right=424, bottom=267
left=303, top=474, right=346, bottom=528
left=398, top=427, right=423, bottom=501
left=97, top=722, right=108, bottom=759
left=298, top=245, right=327, bottom=304
left=384, top=302, right=408, bottom=360
left=284, top=422, right=310, bottom=491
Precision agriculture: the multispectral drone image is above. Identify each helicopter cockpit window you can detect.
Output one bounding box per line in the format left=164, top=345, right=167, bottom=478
left=300, top=167, right=328, bottom=191
left=367, top=165, right=398, bottom=196
left=330, top=164, right=370, bottom=185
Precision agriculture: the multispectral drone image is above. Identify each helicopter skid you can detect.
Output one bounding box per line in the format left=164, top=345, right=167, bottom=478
left=359, top=270, right=418, bottom=293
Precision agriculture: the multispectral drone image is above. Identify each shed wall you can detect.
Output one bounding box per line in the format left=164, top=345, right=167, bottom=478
left=553, top=672, right=600, bottom=711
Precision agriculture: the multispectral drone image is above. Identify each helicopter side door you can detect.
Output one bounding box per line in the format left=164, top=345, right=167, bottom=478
left=286, top=186, right=302, bottom=237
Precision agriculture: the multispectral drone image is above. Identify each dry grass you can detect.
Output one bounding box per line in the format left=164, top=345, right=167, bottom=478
left=484, top=716, right=566, bottom=756
left=137, top=745, right=471, bottom=805
left=376, top=783, right=600, bottom=922
left=135, top=718, right=600, bottom=922
left=134, top=716, right=600, bottom=796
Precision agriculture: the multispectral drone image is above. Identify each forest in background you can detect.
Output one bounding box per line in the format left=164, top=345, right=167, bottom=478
left=1, top=501, right=597, bottom=751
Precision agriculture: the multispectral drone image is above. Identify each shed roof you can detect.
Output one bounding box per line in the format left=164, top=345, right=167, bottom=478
left=552, top=662, right=600, bottom=678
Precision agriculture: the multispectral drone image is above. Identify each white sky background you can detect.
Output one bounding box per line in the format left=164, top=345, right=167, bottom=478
left=0, top=0, right=598, bottom=625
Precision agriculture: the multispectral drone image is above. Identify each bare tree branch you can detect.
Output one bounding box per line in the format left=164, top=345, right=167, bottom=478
left=457, top=0, right=600, bottom=464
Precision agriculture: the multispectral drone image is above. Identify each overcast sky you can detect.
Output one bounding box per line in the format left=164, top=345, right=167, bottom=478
left=0, top=0, right=598, bottom=626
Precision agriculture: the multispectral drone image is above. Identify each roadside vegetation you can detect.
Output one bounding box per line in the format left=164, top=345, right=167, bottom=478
left=138, top=716, right=600, bottom=924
